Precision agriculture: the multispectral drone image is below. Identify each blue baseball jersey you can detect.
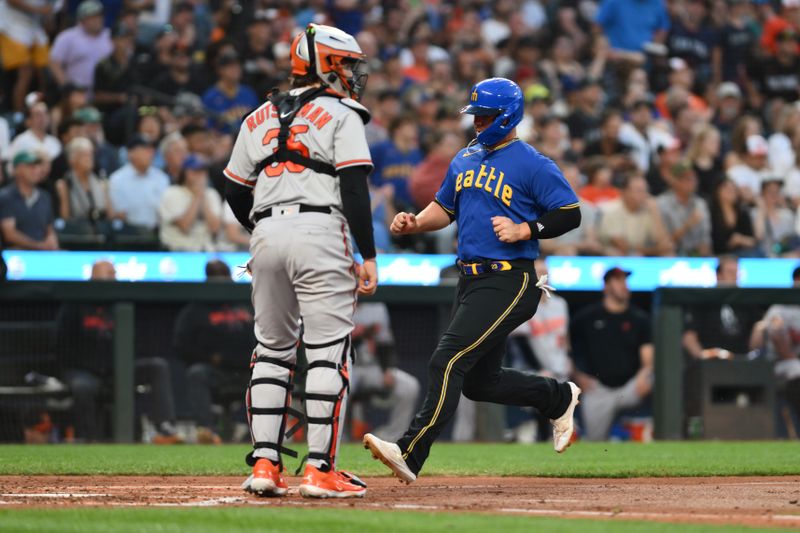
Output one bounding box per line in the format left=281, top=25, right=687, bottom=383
left=434, top=139, right=578, bottom=262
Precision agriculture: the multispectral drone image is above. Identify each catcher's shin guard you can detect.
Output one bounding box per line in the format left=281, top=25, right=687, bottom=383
left=303, top=335, right=352, bottom=471
left=245, top=343, right=300, bottom=467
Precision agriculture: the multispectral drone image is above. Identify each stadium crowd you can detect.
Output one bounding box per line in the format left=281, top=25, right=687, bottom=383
left=0, top=0, right=799, bottom=257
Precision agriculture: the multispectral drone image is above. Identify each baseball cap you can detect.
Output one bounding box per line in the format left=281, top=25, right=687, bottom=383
left=716, top=82, right=742, bottom=99
left=182, top=154, right=208, bottom=171
left=127, top=134, right=155, bottom=150
left=73, top=106, right=102, bottom=124
left=669, top=57, right=689, bottom=71
left=746, top=134, right=768, bottom=156
left=12, top=151, right=42, bottom=167
left=761, top=176, right=785, bottom=190
left=524, top=84, right=551, bottom=103
left=603, top=267, right=632, bottom=282
left=216, top=51, right=240, bottom=67
left=77, top=0, right=103, bottom=20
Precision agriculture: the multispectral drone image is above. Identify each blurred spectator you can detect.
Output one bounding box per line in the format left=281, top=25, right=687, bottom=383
left=76, top=106, right=120, bottom=178
left=201, top=51, right=259, bottom=135
left=365, top=89, right=401, bottom=145
left=667, top=0, right=720, bottom=87
left=409, top=130, right=464, bottom=211
left=349, top=302, right=420, bottom=442
left=535, top=115, right=572, bottom=165
left=718, top=0, right=756, bottom=86
left=54, top=137, right=115, bottom=227
left=709, top=178, right=759, bottom=256
left=56, top=259, right=181, bottom=443
left=92, top=22, right=137, bottom=145
left=566, top=79, right=604, bottom=154
left=727, top=134, right=773, bottom=205
left=579, top=158, right=620, bottom=208
left=768, top=104, right=800, bottom=179
left=727, top=114, right=763, bottom=169
left=236, top=13, right=278, bottom=98
left=749, top=28, right=800, bottom=106
left=7, top=101, right=61, bottom=169
left=749, top=266, right=800, bottom=430
left=542, top=161, right=604, bottom=256
left=619, top=99, right=673, bottom=173
left=760, top=0, right=800, bottom=57
left=598, top=174, right=673, bottom=256
left=583, top=109, right=637, bottom=178
left=570, top=267, right=653, bottom=441
left=752, top=178, right=798, bottom=257
left=654, top=59, right=709, bottom=122
left=712, top=82, right=745, bottom=153
left=172, top=260, right=254, bottom=444
left=0, top=151, right=58, bottom=250
left=51, top=84, right=89, bottom=137
left=0, top=0, right=54, bottom=111
left=656, top=161, right=712, bottom=256
left=369, top=115, right=423, bottom=211
left=151, top=43, right=205, bottom=98
left=595, top=0, right=670, bottom=58
left=158, top=132, right=189, bottom=183
left=158, top=155, right=221, bottom=252
left=108, top=135, right=169, bottom=231
left=49, top=0, right=113, bottom=91
left=686, top=124, right=724, bottom=200
left=683, top=255, right=762, bottom=358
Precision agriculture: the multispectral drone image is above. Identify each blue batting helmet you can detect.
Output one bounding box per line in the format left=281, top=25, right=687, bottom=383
left=461, top=78, right=524, bottom=146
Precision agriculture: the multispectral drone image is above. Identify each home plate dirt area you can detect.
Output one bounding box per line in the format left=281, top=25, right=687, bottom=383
left=1, top=475, right=799, bottom=527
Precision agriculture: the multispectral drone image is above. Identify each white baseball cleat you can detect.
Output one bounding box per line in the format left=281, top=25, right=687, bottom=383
left=551, top=381, right=581, bottom=453
left=363, top=433, right=416, bottom=484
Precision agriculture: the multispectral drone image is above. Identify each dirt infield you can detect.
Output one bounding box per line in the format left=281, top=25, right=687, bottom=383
left=1, top=475, right=799, bottom=527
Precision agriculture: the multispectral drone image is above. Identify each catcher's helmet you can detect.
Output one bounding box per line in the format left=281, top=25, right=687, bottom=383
left=290, top=24, right=368, bottom=101
left=461, top=78, right=524, bottom=146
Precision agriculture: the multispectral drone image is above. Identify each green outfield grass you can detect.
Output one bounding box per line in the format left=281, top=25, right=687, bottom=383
left=0, top=441, right=798, bottom=477
left=0, top=507, right=797, bottom=533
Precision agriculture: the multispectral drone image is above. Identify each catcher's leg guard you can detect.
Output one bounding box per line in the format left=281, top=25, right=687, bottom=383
left=303, top=335, right=352, bottom=471
left=246, top=342, right=298, bottom=466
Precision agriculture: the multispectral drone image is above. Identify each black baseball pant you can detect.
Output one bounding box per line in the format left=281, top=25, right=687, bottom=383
left=396, top=262, right=573, bottom=475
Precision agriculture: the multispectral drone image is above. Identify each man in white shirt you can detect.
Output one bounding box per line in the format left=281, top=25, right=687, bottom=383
left=7, top=102, right=61, bottom=165
left=109, top=136, right=169, bottom=230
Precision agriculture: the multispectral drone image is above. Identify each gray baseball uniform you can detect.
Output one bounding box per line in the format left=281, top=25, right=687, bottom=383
left=224, top=88, right=372, bottom=470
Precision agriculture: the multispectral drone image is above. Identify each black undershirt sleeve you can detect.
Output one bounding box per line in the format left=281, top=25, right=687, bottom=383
left=224, top=180, right=255, bottom=233
left=339, top=165, right=376, bottom=260
left=526, top=206, right=581, bottom=240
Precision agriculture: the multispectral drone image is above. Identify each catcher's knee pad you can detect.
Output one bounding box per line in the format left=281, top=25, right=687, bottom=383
left=246, top=342, right=298, bottom=465
left=303, top=335, right=353, bottom=470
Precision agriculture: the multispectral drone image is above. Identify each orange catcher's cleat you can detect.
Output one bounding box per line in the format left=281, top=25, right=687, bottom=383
left=243, top=458, right=288, bottom=497
left=298, top=464, right=367, bottom=499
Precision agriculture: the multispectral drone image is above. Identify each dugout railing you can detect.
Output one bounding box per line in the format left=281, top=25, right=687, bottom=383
left=653, top=287, right=800, bottom=440
left=0, top=282, right=454, bottom=442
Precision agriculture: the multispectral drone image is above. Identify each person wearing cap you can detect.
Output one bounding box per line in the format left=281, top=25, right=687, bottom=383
left=0, top=151, right=58, bottom=250
left=569, top=267, right=653, bottom=441
left=751, top=177, right=798, bottom=257
left=665, top=0, right=720, bottom=87
left=75, top=107, right=121, bottom=179
left=158, top=154, right=222, bottom=251
left=108, top=136, right=169, bottom=231
left=656, top=160, right=712, bottom=256
left=566, top=78, right=604, bottom=154
left=598, top=173, right=674, bottom=256
left=760, top=0, right=800, bottom=56
left=750, top=27, right=800, bottom=106
left=237, top=12, right=279, bottom=98
left=712, top=82, right=744, bottom=152
left=151, top=43, right=205, bottom=99
left=49, top=0, right=113, bottom=90
left=93, top=22, right=137, bottom=118
left=727, top=134, right=774, bottom=205
left=654, top=58, right=709, bottom=122
left=0, top=0, right=55, bottom=112
left=6, top=102, right=62, bottom=172
left=201, top=51, right=259, bottom=135
left=683, top=255, right=762, bottom=358
left=54, top=137, right=114, bottom=227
